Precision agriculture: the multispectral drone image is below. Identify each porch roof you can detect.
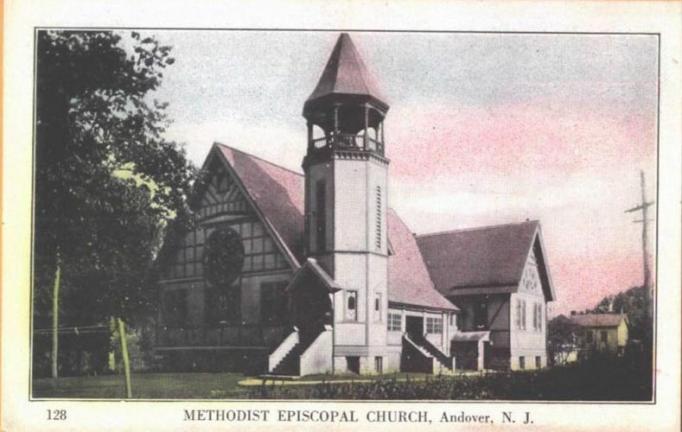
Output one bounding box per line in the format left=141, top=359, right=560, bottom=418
left=286, top=258, right=342, bottom=294
left=451, top=331, right=491, bottom=342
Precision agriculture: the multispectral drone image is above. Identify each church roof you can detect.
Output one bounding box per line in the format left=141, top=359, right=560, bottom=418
left=213, top=143, right=456, bottom=311
left=569, top=313, right=627, bottom=328
left=416, top=221, right=552, bottom=299
left=217, top=144, right=306, bottom=264
left=387, top=208, right=459, bottom=311
left=305, top=33, right=387, bottom=111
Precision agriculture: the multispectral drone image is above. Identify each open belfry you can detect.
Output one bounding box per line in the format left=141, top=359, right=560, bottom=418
left=156, top=33, right=555, bottom=375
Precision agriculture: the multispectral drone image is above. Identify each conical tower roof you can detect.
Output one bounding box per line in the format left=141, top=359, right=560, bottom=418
left=304, top=33, right=388, bottom=115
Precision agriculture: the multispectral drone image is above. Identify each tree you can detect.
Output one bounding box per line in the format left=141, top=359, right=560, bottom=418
left=592, top=286, right=651, bottom=343
left=34, top=31, right=194, bottom=387
left=547, top=315, right=580, bottom=366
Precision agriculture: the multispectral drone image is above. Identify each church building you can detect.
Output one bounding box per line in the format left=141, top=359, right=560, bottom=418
left=155, top=33, right=556, bottom=375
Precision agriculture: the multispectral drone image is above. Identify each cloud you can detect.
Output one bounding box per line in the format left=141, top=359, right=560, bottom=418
left=166, top=118, right=305, bottom=171
left=153, top=32, right=658, bottom=317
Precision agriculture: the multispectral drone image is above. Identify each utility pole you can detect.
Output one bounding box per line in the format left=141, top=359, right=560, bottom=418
left=625, top=170, right=654, bottom=323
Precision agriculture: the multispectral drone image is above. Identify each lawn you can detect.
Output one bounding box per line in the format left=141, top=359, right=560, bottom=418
left=32, top=372, right=248, bottom=399
left=31, top=371, right=434, bottom=399
left=32, top=356, right=652, bottom=401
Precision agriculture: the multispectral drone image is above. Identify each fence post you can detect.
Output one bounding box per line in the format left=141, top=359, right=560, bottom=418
left=117, top=318, right=133, bottom=399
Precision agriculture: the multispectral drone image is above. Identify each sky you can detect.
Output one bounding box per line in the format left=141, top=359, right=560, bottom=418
left=142, top=30, right=658, bottom=316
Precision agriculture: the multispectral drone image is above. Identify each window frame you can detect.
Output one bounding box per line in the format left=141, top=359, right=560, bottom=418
left=345, top=290, right=358, bottom=321
left=387, top=313, right=402, bottom=331
left=473, top=300, right=488, bottom=329
left=373, top=293, right=382, bottom=322
left=426, top=317, right=443, bottom=334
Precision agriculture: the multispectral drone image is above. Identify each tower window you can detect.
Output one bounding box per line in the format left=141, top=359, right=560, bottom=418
left=316, top=180, right=326, bottom=251
left=373, top=293, right=382, bottom=322
left=375, top=186, right=382, bottom=250
left=345, top=290, right=358, bottom=321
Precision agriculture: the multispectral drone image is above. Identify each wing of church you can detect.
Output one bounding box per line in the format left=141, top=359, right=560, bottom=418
left=155, top=33, right=555, bottom=375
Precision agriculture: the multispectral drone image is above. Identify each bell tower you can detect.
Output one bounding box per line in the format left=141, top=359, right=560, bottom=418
left=302, top=33, right=390, bottom=373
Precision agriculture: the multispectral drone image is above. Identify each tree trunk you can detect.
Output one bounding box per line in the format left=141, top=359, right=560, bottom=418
left=117, top=317, right=133, bottom=398
left=51, top=251, right=61, bottom=379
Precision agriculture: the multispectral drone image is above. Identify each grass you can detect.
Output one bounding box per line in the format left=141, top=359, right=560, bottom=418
left=33, top=356, right=652, bottom=401
left=32, top=372, right=248, bottom=399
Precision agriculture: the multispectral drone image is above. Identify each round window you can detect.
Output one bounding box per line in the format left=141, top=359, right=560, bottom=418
left=203, top=227, right=244, bottom=287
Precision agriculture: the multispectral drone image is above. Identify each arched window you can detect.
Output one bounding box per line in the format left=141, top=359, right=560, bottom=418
left=345, top=290, right=357, bottom=321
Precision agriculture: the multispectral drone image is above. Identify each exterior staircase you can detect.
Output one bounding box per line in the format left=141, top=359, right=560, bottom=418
left=404, top=333, right=454, bottom=371
left=269, top=327, right=324, bottom=376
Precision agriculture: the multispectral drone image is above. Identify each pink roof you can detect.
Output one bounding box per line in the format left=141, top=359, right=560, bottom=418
left=416, top=221, right=544, bottom=296
left=214, top=143, right=455, bottom=311
left=387, top=208, right=459, bottom=311
left=218, top=144, right=305, bottom=263
left=306, top=33, right=387, bottom=106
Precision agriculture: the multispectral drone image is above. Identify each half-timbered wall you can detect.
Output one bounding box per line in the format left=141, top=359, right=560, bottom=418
left=157, top=157, right=293, bottom=350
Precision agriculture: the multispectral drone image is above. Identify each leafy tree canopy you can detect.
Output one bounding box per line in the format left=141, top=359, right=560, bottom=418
left=591, top=286, right=650, bottom=342
left=34, top=31, right=194, bottom=327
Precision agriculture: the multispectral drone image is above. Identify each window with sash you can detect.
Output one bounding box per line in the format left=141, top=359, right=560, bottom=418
left=388, top=313, right=402, bottom=331
left=426, top=317, right=443, bottom=334
left=345, top=290, right=358, bottom=321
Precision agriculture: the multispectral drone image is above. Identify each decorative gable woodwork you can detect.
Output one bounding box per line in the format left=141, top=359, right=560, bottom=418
left=520, top=251, right=543, bottom=298
left=161, top=159, right=292, bottom=282
left=197, top=167, right=250, bottom=220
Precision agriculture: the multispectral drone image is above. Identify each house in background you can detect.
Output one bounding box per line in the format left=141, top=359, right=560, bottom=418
left=570, top=313, right=629, bottom=356
left=154, top=33, right=555, bottom=375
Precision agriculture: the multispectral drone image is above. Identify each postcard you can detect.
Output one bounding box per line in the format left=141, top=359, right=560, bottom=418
left=2, top=1, right=681, bottom=431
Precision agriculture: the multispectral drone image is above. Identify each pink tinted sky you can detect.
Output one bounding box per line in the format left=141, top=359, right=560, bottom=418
left=148, top=31, right=658, bottom=316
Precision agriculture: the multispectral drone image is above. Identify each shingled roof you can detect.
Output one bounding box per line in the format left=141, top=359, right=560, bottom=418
left=570, top=313, right=627, bottom=328
left=416, top=221, right=555, bottom=300
left=387, top=209, right=460, bottom=311
left=212, top=143, right=456, bottom=311
left=304, top=33, right=388, bottom=112
left=217, top=144, right=306, bottom=264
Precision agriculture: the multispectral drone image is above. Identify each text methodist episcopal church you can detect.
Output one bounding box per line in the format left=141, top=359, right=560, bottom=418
left=155, top=34, right=556, bottom=375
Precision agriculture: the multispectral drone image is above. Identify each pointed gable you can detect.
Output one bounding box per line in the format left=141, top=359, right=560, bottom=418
left=196, top=161, right=250, bottom=218
left=417, top=221, right=556, bottom=301
left=216, top=143, right=305, bottom=264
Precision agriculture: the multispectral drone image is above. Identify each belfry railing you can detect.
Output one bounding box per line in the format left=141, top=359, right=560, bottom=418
left=310, top=133, right=384, bottom=154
